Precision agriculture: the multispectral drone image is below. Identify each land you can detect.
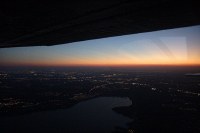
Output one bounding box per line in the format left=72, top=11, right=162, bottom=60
left=0, top=66, right=200, bottom=133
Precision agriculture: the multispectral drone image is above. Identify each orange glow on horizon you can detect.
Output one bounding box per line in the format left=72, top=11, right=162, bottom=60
left=2, top=61, right=200, bottom=67
left=1, top=51, right=200, bottom=67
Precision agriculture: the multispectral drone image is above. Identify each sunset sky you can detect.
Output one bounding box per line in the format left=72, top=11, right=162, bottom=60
left=0, top=25, right=200, bottom=67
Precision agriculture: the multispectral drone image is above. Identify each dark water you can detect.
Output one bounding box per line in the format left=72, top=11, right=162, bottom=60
left=0, top=97, right=132, bottom=133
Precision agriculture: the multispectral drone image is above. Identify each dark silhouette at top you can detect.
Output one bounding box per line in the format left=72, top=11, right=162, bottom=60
left=0, top=0, right=200, bottom=48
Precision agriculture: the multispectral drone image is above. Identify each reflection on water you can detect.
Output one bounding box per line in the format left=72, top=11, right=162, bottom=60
left=0, top=97, right=132, bottom=133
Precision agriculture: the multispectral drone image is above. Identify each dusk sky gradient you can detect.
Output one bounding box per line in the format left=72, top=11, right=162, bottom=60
left=0, top=25, right=200, bottom=67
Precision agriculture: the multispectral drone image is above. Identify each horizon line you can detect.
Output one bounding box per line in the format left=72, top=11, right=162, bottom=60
left=1, top=64, right=200, bottom=68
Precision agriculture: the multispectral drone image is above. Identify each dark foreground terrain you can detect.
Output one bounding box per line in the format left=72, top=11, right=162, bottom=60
left=0, top=66, right=200, bottom=133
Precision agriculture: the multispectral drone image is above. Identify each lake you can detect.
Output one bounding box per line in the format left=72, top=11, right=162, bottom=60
left=0, top=97, right=132, bottom=133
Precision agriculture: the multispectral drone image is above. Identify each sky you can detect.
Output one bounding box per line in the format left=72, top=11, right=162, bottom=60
left=0, top=25, right=200, bottom=67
